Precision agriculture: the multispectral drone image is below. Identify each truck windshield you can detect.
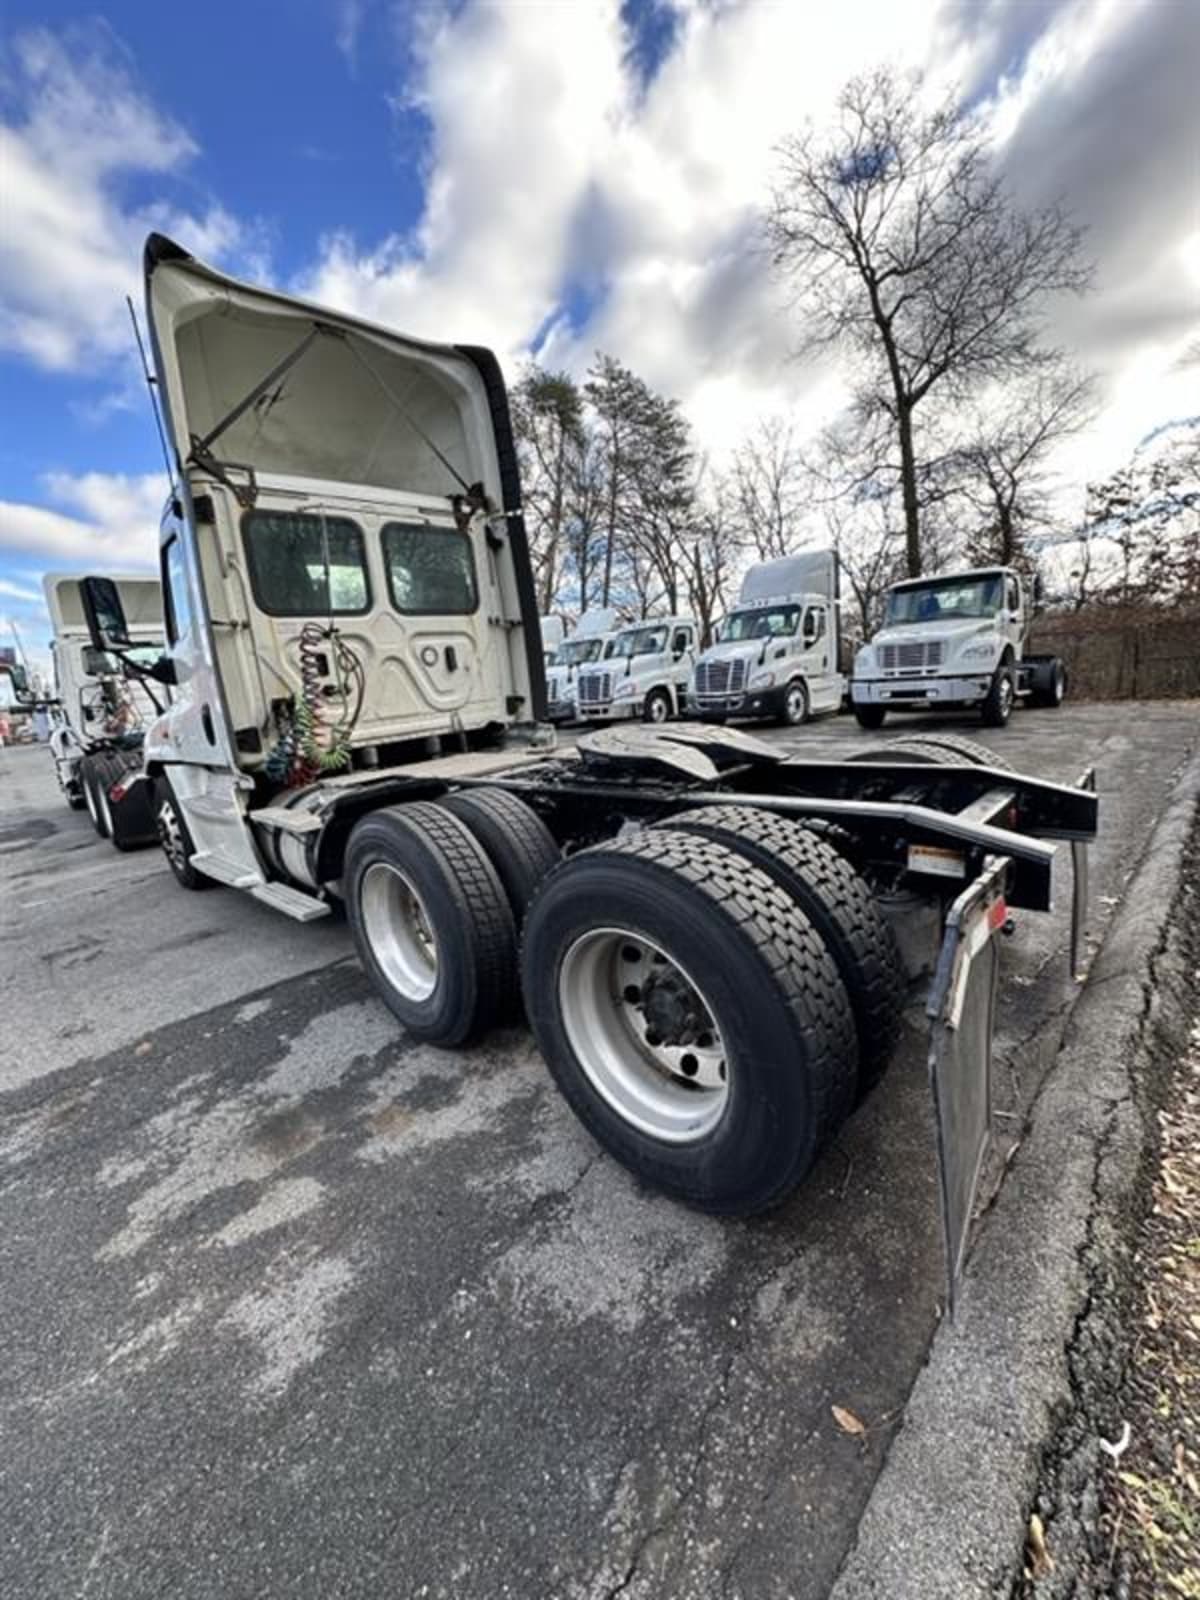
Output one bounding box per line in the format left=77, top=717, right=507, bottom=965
left=557, top=638, right=605, bottom=666
left=611, top=626, right=667, bottom=659
left=884, top=575, right=1004, bottom=626
left=721, top=605, right=801, bottom=642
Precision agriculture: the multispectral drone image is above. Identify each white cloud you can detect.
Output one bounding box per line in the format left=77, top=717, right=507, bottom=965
left=0, top=23, right=245, bottom=373
left=0, top=472, right=166, bottom=570
left=303, top=0, right=1197, bottom=497
left=0, top=578, right=42, bottom=603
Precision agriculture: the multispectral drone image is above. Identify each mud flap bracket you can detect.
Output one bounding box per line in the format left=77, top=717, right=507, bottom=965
left=926, top=854, right=1011, bottom=1316
left=1070, top=765, right=1096, bottom=978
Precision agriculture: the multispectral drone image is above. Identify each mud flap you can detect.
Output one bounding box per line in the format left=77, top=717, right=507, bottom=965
left=926, top=855, right=1012, bottom=1315
left=1070, top=765, right=1096, bottom=978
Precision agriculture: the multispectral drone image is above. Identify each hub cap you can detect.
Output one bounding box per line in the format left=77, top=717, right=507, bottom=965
left=360, top=862, right=438, bottom=1001
left=647, top=694, right=669, bottom=724
left=558, top=928, right=728, bottom=1143
left=998, top=675, right=1013, bottom=716
left=97, top=781, right=114, bottom=836
left=786, top=685, right=806, bottom=722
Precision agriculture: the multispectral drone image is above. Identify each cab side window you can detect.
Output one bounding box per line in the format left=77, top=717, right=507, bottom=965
left=672, top=627, right=692, bottom=654
left=162, top=535, right=193, bottom=647
left=803, top=606, right=826, bottom=645
left=1006, top=576, right=1020, bottom=612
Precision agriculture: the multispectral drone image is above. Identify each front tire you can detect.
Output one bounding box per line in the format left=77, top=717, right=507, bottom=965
left=80, top=754, right=110, bottom=838
left=521, top=831, right=857, bottom=1214
left=779, top=679, right=809, bottom=727
left=980, top=661, right=1015, bottom=727
left=853, top=703, right=886, bottom=731
left=346, top=802, right=515, bottom=1046
left=156, top=780, right=216, bottom=889
left=643, top=688, right=673, bottom=725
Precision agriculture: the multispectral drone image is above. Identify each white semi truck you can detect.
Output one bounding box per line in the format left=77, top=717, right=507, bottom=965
left=687, top=552, right=843, bottom=727
left=79, top=235, right=1099, bottom=1299
left=576, top=615, right=698, bottom=724
left=544, top=607, right=620, bottom=724
left=41, top=574, right=166, bottom=848
left=850, top=566, right=1067, bottom=731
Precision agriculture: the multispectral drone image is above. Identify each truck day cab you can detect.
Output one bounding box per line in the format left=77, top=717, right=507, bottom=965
left=543, top=608, right=619, bottom=724
left=80, top=236, right=1098, bottom=1298
left=687, top=552, right=842, bottom=727
left=851, top=566, right=1068, bottom=731
left=576, top=616, right=697, bottom=724
left=41, top=574, right=165, bottom=849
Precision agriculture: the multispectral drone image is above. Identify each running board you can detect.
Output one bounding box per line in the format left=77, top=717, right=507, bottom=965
left=189, top=851, right=261, bottom=889
left=249, top=882, right=331, bottom=921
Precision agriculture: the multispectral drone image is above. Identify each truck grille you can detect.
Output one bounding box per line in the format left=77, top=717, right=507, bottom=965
left=879, top=640, right=945, bottom=675
left=694, top=658, right=747, bottom=698
left=579, top=672, right=612, bottom=706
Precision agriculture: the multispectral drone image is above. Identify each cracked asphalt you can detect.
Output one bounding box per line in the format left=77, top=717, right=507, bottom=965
left=2, top=702, right=1198, bottom=1600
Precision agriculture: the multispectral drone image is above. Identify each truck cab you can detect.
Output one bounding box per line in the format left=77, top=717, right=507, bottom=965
left=576, top=616, right=697, bottom=724
left=544, top=608, right=619, bottom=724
left=687, top=552, right=842, bottom=727
left=851, top=566, right=1067, bottom=730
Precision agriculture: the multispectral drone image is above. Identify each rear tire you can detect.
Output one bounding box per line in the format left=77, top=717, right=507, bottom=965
left=80, top=754, right=110, bottom=838
left=438, top=787, right=560, bottom=927
left=888, top=732, right=1015, bottom=773
left=1029, top=657, right=1067, bottom=708
left=346, top=802, right=515, bottom=1046
left=853, top=703, right=886, bottom=730
left=521, top=830, right=857, bottom=1214
left=657, top=805, right=904, bottom=1094
left=156, top=780, right=216, bottom=890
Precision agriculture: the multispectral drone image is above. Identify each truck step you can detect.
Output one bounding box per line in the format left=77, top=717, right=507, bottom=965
left=188, top=851, right=262, bottom=890
left=248, top=882, right=331, bottom=921
left=251, top=805, right=323, bottom=834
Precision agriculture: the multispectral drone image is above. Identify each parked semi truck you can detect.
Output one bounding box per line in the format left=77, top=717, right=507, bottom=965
left=41, top=574, right=165, bottom=848
left=576, top=615, right=698, bottom=723
left=544, top=608, right=620, bottom=724
left=850, top=566, right=1068, bottom=731
left=82, top=236, right=1098, bottom=1298
left=688, top=552, right=843, bottom=727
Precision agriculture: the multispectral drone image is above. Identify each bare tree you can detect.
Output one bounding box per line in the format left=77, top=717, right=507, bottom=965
left=584, top=354, right=653, bottom=607
left=954, top=365, right=1097, bottom=567
left=766, top=68, right=1091, bottom=576
left=731, top=415, right=807, bottom=560
left=511, top=365, right=584, bottom=612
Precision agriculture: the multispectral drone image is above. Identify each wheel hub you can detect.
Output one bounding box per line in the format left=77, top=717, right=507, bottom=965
left=640, top=967, right=708, bottom=1045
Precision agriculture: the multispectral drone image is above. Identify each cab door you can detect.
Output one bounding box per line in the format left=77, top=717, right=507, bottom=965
left=669, top=623, right=696, bottom=692
left=800, top=603, right=841, bottom=712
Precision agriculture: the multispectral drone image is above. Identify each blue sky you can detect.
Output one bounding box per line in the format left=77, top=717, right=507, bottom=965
left=2, top=0, right=1198, bottom=670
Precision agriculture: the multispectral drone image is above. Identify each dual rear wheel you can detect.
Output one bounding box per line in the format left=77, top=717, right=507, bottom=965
left=345, top=787, right=906, bottom=1216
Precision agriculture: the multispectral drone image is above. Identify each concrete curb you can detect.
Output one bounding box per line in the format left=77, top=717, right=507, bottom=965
left=828, top=745, right=1200, bottom=1600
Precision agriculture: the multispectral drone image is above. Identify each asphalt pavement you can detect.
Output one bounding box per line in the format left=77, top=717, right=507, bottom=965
left=2, top=702, right=1198, bottom=1600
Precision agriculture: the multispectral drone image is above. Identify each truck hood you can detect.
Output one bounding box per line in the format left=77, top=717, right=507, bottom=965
left=698, top=641, right=774, bottom=669
left=143, top=234, right=512, bottom=507
left=870, top=619, right=996, bottom=650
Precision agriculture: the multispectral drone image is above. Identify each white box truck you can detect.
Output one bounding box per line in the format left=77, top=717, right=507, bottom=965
left=576, top=615, right=698, bottom=724
left=75, top=234, right=1100, bottom=1299
left=687, top=551, right=843, bottom=727
left=850, top=566, right=1068, bottom=730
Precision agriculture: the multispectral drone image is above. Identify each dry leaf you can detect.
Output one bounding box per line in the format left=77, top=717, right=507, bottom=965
left=134, top=1041, right=152, bottom=1057
left=831, top=1404, right=866, bottom=1437
left=1027, top=1512, right=1054, bottom=1579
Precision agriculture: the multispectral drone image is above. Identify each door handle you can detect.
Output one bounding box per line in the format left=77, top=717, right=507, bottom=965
left=444, top=645, right=458, bottom=672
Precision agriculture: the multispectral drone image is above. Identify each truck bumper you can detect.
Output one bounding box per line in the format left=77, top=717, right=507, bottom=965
left=579, top=701, right=639, bottom=722
left=686, top=684, right=788, bottom=719
left=546, top=699, right=577, bottom=724
left=852, top=675, right=993, bottom=708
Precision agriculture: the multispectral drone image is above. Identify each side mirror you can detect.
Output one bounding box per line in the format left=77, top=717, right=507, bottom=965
left=5, top=664, right=34, bottom=706
left=1033, top=575, right=1045, bottom=607
left=80, top=576, right=131, bottom=651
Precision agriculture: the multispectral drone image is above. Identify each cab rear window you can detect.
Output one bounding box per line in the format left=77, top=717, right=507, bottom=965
left=382, top=522, right=478, bottom=615
left=242, top=512, right=370, bottom=616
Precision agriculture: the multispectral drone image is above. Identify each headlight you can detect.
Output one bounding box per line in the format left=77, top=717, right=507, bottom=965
left=855, top=648, right=873, bottom=671
left=614, top=680, right=638, bottom=698
left=749, top=669, right=776, bottom=689
left=959, top=642, right=997, bottom=661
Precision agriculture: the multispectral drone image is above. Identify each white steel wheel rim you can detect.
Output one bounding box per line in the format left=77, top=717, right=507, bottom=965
left=84, top=776, right=101, bottom=828
left=998, top=674, right=1013, bottom=715
left=786, top=684, right=806, bottom=721
left=360, top=862, right=439, bottom=1002
left=1053, top=666, right=1065, bottom=702
left=557, top=928, right=728, bottom=1143
left=647, top=694, right=669, bottom=723
left=97, top=781, right=114, bottom=835
left=159, top=801, right=186, bottom=870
